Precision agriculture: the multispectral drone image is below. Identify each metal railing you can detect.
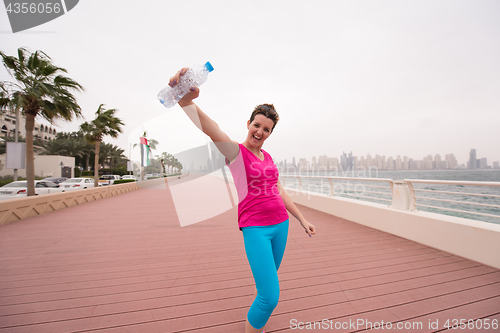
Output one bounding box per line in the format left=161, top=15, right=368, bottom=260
left=280, top=175, right=500, bottom=222
left=404, top=179, right=500, bottom=220
left=280, top=175, right=394, bottom=203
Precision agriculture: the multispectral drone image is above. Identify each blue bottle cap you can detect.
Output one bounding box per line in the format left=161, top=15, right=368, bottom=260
left=204, top=61, right=214, bottom=72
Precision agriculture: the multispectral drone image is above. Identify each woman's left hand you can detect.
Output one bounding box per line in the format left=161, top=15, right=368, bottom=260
left=300, top=220, right=316, bottom=237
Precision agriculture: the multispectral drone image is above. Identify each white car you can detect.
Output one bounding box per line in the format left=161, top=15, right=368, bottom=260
left=121, top=175, right=136, bottom=181
left=98, top=174, right=121, bottom=186
left=59, top=177, right=97, bottom=190
left=0, top=180, right=65, bottom=200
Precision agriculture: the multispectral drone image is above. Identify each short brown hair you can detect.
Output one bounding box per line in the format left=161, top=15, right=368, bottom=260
left=249, top=104, right=279, bottom=131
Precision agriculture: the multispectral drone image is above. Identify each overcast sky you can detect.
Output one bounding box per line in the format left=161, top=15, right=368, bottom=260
left=1, top=0, right=499, bottom=167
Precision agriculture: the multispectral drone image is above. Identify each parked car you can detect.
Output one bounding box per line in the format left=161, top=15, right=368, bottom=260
left=59, top=178, right=97, bottom=190
left=0, top=180, right=64, bottom=200
left=41, top=177, right=69, bottom=185
left=121, top=175, right=136, bottom=181
left=98, top=174, right=121, bottom=186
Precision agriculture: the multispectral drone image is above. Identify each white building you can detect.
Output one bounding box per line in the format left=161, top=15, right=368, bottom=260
left=0, top=154, right=75, bottom=178
left=395, top=155, right=403, bottom=170
left=318, top=155, right=328, bottom=172
left=1, top=111, right=58, bottom=141
left=445, top=154, right=458, bottom=169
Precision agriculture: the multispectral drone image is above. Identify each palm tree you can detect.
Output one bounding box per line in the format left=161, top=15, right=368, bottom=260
left=40, top=137, right=64, bottom=155
left=160, top=152, right=174, bottom=175
left=59, top=139, right=85, bottom=160
left=80, top=104, right=124, bottom=187
left=98, top=142, right=113, bottom=168
left=96, top=143, right=126, bottom=170
left=42, top=138, right=85, bottom=159
left=0, top=48, right=84, bottom=195
left=174, top=160, right=183, bottom=174
left=72, top=130, right=95, bottom=171
left=108, top=145, right=126, bottom=169
left=40, top=131, right=92, bottom=171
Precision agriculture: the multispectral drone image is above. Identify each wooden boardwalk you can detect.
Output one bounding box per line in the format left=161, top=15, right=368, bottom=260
left=0, top=182, right=499, bottom=332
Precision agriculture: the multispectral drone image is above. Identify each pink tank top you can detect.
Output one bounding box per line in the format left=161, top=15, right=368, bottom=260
left=227, top=144, right=289, bottom=228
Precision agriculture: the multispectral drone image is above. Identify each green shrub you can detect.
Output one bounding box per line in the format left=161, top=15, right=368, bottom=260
left=0, top=179, right=14, bottom=187
left=113, top=179, right=136, bottom=185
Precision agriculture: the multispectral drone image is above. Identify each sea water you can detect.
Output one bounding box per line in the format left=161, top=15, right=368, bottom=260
left=280, top=169, right=500, bottom=225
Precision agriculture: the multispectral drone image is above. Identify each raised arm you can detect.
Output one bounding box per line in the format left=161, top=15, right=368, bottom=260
left=169, top=68, right=239, bottom=162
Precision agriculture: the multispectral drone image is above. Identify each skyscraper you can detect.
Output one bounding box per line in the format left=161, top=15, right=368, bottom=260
left=469, top=149, right=477, bottom=169
left=445, top=154, right=458, bottom=169
left=434, top=154, right=443, bottom=170
left=318, top=155, right=328, bottom=172
left=341, top=151, right=354, bottom=171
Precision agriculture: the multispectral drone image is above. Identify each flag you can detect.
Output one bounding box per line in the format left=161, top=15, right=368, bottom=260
left=140, top=137, right=150, bottom=167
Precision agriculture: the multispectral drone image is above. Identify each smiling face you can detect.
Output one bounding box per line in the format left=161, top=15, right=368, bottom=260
left=245, top=114, right=275, bottom=149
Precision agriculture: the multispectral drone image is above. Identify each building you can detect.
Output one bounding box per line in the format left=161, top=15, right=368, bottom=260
left=1, top=111, right=58, bottom=141
left=423, top=155, right=433, bottom=170
left=468, top=149, right=477, bottom=169
left=387, top=156, right=394, bottom=170
left=395, top=155, right=403, bottom=170
left=298, top=158, right=308, bottom=172
left=311, top=156, right=317, bottom=172
left=341, top=151, right=354, bottom=171
left=434, top=154, right=443, bottom=169
left=445, top=154, right=458, bottom=169
left=0, top=154, right=75, bottom=178
left=479, top=158, right=488, bottom=169
left=328, top=157, right=339, bottom=171
left=403, top=156, right=409, bottom=170
left=318, top=155, right=328, bottom=172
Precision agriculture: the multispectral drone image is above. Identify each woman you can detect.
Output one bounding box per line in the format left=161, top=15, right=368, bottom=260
left=170, top=68, right=316, bottom=333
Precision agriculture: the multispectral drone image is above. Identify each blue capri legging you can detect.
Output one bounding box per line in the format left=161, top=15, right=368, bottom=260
left=242, top=219, right=289, bottom=330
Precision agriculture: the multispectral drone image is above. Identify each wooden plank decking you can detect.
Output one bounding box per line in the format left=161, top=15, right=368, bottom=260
left=0, top=181, right=499, bottom=332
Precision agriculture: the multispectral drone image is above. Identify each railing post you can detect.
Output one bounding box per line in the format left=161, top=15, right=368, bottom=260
left=391, top=180, right=411, bottom=210
left=406, top=181, right=417, bottom=211
left=298, top=177, right=302, bottom=192
left=328, top=178, right=334, bottom=196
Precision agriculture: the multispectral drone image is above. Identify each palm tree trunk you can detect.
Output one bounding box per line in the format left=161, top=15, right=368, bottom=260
left=25, top=113, right=36, bottom=196
left=94, top=140, right=101, bottom=187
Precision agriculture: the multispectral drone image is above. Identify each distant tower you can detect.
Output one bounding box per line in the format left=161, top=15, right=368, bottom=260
left=311, top=156, right=317, bottom=172
left=469, top=149, right=477, bottom=169
left=341, top=151, right=354, bottom=171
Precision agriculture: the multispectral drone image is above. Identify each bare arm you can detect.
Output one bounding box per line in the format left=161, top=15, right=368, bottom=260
left=277, top=180, right=316, bottom=236
left=170, top=68, right=239, bottom=162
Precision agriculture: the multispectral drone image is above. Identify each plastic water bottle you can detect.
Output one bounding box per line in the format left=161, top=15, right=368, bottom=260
left=158, top=62, right=214, bottom=108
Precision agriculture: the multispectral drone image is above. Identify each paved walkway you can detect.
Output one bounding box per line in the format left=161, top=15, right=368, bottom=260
left=0, top=182, right=499, bottom=332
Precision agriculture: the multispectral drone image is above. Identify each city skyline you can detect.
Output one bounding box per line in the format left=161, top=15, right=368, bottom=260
left=277, top=148, right=499, bottom=172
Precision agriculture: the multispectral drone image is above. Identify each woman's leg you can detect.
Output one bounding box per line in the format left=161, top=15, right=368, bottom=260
left=271, top=219, right=289, bottom=270
left=242, top=220, right=289, bottom=331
